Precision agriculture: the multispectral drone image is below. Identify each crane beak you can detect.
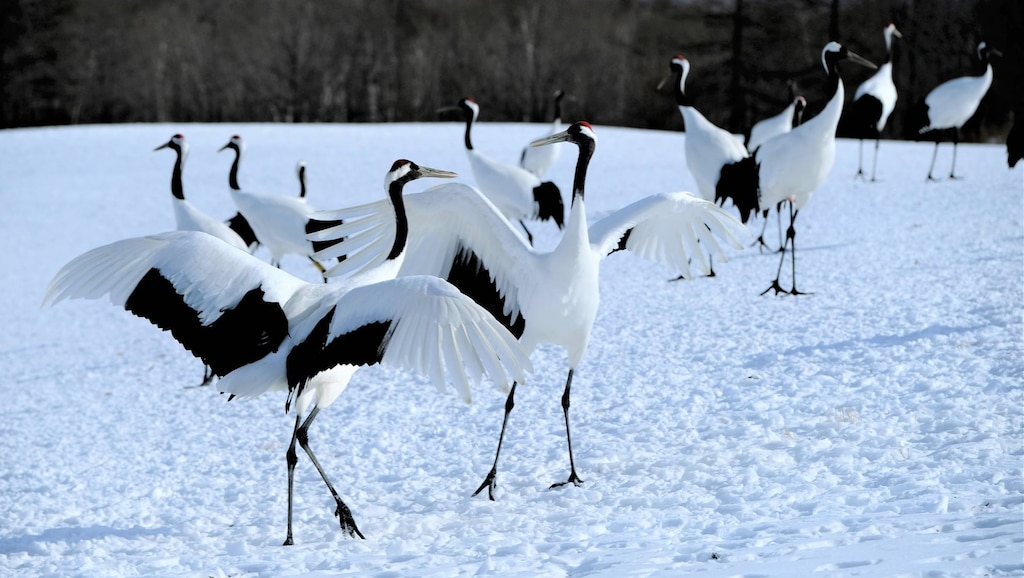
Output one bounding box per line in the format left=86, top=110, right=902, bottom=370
left=656, top=74, right=671, bottom=91
left=847, top=49, right=877, bottom=70
left=416, top=166, right=458, bottom=179
left=153, top=141, right=170, bottom=151
left=531, top=129, right=570, bottom=147
left=990, top=47, right=1004, bottom=57
left=217, top=142, right=231, bottom=152
left=892, top=28, right=903, bottom=39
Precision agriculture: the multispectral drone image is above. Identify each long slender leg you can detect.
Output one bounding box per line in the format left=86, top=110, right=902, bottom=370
left=761, top=201, right=791, bottom=296
left=787, top=207, right=811, bottom=296
left=283, top=414, right=302, bottom=546
left=295, top=407, right=364, bottom=540
left=776, top=202, right=784, bottom=253
left=551, top=369, right=584, bottom=489
left=472, top=382, right=518, bottom=500
left=927, top=141, right=940, bottom=181
left=752, top=209, right=771, bottom=252
left=855, top=139, right=865, bottom=179
left=870, top=137, right=880, bottom=182
left=199, top=364, right=214, bottom=386
left=949, top=129, right=961, bottom=179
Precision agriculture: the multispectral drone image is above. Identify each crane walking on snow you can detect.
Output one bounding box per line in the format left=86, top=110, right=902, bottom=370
left=308, top=122, right=747, bottom=499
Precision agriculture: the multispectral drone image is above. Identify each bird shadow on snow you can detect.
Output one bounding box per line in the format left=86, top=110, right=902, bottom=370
left=743, top=322, right=986, bottom=369
left=0, top=525, right=171, bottom=555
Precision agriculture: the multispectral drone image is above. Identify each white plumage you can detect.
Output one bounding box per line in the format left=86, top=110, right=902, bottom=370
left=44, top=160, right=532, bottom=546
left=441, top=98, right=565, bottom=245
left=747, top=95, right=806, bottom=154
left=912, top=42, right=998, bottom=180
left=219, top=135, right=327, bottom=273
left=309, top=122, right=747, bottom=499
left=717, top=43, right=875, bottom=295
left=849, top=23, right=902, bottom=181
left=660, top=56, right=749, bottom=202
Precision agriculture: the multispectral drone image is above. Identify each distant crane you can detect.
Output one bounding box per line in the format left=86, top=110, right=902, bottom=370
left=847, top=23, right=903, bottom=181
left=439, top=98, right=565, bottom=245
left=909, top=42, right=999, bottom=180
left=219, top=135, right=329, bottom=275
left=44, top=160, right=532, bottom=546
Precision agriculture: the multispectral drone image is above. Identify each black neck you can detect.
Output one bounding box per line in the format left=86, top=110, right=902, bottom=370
left=463, top=111, right=474, bottom=150
left=826, top=58, right=841, bottom=97
left=553, top=94, right=563, bottom=122
left=228, top=144, right=241, bottom=190
left=386, top=180, right=410, bottom=260
left=673, top=67, right=692, bottom=107
left=171, top=146, right=185, bottom=200
left=571, top=140, right=595, bottom=204
left=298, top=166, right=307, bottom=198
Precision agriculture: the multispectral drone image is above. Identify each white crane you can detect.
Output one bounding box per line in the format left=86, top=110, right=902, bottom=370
left=519, top=89, right=567, bottom=178
left=745, top=92, right=807, bottom=252
left=717, top=42, right=876, bottom=295
left=44, top=160, right=533, bottom=546
left=219, top=135, right=328, bottom=275
left=910, top=41, right=999, bottom=180
left=847, top=23, right=903, bottom=181
left=659, top=55, right=749, bottom=276
left=439, top=97, right=565, bottom=245
left=155, top=133, right=251, bottom=385
left=308, top=121, right=747, bottom=499
left=659, top=55, right=750, bottom=203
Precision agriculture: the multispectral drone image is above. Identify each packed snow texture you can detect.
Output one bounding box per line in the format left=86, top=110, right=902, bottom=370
left=1, top=122, right=1021, bottom=577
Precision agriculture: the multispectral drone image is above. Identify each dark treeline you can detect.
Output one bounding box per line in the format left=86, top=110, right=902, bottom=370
left=2, top=0, right=1020, bottom=141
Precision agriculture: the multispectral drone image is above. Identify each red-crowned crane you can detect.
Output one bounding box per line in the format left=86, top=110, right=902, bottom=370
left=847, top=23, right=903, bottom=181
left=717, top=42, right=876, bottom=295
left=308, top=122, right=747, bottom=499
left=909, top=42, right=999, bottom=180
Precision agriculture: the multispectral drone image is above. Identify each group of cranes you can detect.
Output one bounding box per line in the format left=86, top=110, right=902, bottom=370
left=43, top=26, right=1008, bottom=547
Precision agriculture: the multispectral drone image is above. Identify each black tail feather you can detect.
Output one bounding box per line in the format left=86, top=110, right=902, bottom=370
left=716, top=156, right=760, bottom=224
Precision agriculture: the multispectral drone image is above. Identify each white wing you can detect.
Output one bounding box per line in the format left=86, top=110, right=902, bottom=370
left=44, top=230, right=304, bottom=320
left=172, top=198, right=250, bottom=251
left=311, top=182, right=540, bottom=328
left=588, top=192, right=749, bottom=279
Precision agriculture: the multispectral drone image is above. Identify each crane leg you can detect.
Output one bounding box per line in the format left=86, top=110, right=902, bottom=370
left=551, top=369, right=584, bottom=489
left=927, top=142, right=941, bottom=181
left=308, top=257, right=328, bottom=283
left=284, top=408, right=364, bottom=546
left=855, top=139, right=866, bottom=179
left=472, top=382, right=518, bottom=500
left=949, top=130, right=961, bottom=179
left=786, top=208, right=810, bottom=296
left=761, top=201, right=792, bottom=296
left=751, top=209, right=771, bottom=252
left=198, top=364, right=214, bottom=387
left=871, top=138, right=880, bottom=182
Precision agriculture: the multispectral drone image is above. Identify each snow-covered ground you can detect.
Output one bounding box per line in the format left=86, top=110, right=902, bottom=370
left=1, top=122, right=1021, bottom=577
